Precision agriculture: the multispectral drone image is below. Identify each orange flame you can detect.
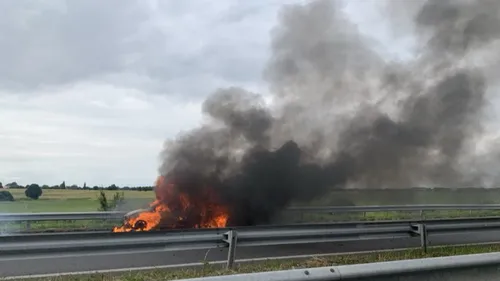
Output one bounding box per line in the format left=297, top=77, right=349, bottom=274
left=112, top=176, right=229, bottom=232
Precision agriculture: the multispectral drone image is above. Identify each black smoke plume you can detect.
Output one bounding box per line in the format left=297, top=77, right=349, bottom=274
left=158, top=0, right=500, bottom=226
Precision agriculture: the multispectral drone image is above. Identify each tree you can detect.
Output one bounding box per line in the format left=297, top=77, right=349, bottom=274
left=0, top=182, right=3, bottom=188
left=6, top=182, right=19, bottom=188
left=60, top=181, right=66, bottom=189
left=0, top=191, right=14, bottom=201
left=25, top=184, right=43, bottom=200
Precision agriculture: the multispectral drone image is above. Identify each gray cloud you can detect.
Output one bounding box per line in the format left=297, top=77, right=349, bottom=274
left=0, top=0, right=287, bottom=98
left=0, top=0, right=151, bottom=90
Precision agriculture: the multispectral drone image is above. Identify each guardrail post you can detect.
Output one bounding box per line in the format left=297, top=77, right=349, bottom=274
left=410, top=223, right=428, bottom=253
left=223, top=230, right=238, bottom=269
left=418, top=223, right=428, bottom=253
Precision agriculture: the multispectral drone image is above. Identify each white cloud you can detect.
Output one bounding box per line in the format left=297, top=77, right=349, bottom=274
left=0, top=0, right=295, bottom=185
left=0, top=84, right=202, bottom=186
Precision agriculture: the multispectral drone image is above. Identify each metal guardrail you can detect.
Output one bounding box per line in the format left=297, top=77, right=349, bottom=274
left=173, top=251, right=500, bottom=281
left=1, top=216, right=500, bottom=270
left=0, top=211, right=125, bottom=232
left=2, top=204, right=500, bottom=223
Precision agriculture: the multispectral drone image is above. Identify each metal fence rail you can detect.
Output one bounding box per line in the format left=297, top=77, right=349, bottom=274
left=2, top=204, right=500, bottom=223
left=0, top=211, right=124, bottom=222
left=2, top=204, right=500, bottom=234
left=2, top=216, right=500, bottom=270
left=173, top=251, right=500, bottom=281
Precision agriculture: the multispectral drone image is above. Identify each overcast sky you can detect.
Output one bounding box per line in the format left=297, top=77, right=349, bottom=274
left=0, top=0, right=413, bottom=187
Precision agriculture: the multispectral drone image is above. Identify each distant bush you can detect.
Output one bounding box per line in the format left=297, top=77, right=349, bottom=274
left=5, top=182, right=23, bottom=189
left=98, top=191, right=108, bottom=211
left=25, top=184, right=43, bottom=200
left=136, top=186, right=154, bottom=191
left=98, top=191, right=125, bottom=211
left=0, top=191, right=14, bottom=201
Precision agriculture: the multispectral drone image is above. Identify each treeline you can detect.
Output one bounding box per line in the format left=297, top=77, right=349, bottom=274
left=0, top=181, right=154, bottom=191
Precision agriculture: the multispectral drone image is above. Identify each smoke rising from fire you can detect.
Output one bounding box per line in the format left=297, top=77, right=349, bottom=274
left=158, top=0, right=500, bottom=226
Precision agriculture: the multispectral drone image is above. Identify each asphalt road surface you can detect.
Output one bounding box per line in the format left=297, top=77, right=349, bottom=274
left=2, top=230, right=500, bottom=278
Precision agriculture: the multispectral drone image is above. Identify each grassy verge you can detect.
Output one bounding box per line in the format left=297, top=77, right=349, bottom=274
left=13, top=243, right=500, bottom=281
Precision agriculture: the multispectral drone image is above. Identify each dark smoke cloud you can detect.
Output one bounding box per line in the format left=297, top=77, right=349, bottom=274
left=159, top=0, right=500, bottom=226
left=414, top=0, right=500, bottom=53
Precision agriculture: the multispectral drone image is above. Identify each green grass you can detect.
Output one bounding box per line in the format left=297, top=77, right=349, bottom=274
left=13, top=243, right=500, bottom=281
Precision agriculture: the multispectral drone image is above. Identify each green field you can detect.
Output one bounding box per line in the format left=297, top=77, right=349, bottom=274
left=16, top=243, right=500, bottom=281
left=0, top=189, right=154, bottom=213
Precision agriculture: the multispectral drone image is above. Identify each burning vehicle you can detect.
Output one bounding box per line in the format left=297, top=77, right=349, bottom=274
left=112, top=176, right=229, bottom=232
left=115, top=206, right=157, bottom=232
